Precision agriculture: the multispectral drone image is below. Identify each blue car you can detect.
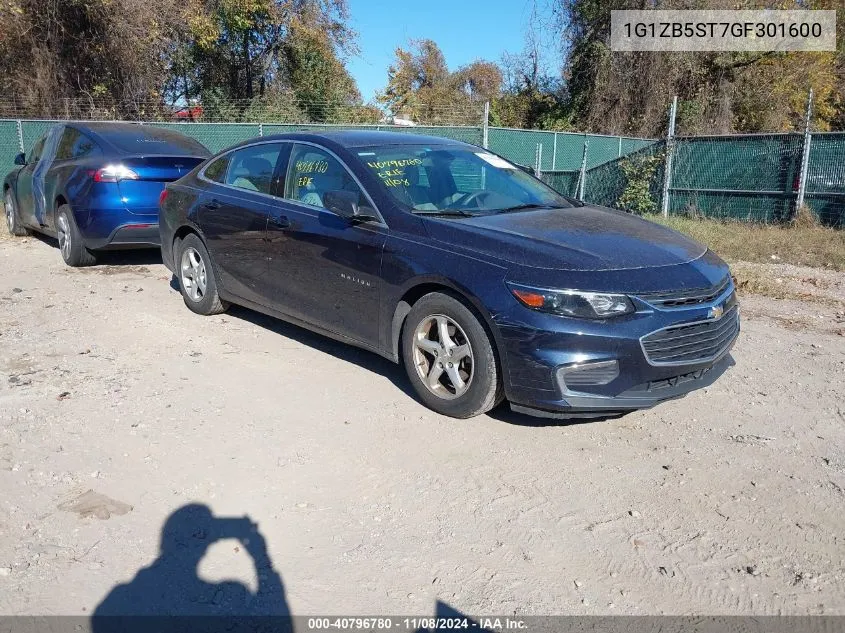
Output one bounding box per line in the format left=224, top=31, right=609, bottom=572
left=159, top=131, right=739, bottom=419
left=3, top=122, right=210, bottom=266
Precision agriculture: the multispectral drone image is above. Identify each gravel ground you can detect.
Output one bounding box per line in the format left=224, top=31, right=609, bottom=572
left=0, top=234, right=843, bottom=617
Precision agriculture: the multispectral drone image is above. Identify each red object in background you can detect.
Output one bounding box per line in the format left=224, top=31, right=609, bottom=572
left=173, top=105, right=203, bottom=121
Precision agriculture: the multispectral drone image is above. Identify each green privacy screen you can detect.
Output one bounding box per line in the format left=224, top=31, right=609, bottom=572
left=803, top=132, right=845, bottom=227
left=667, top=134, right=803, bottom=224
left=487, top=127, right=652, bottom=171
left=2, top=119, right=643, bottom=177
left=0, top=121, right=21, bottom=186
left=3, top=119, right=842, bottom=226
left=541, top=133, right=844, bottom=227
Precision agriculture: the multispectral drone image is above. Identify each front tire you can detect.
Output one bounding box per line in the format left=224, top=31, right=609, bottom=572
left=5, top=189, right=29, bottom=236
left=176, top=233, right=228, bottom=315
left=401, top=292, right=503, bottom=418
left=56, top=205, right=96, bottom=267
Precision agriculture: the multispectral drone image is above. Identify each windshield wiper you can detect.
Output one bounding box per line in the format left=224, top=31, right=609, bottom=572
left=411, top=208, right=474, bottom=217
left=495, top=203, right=556, bottom=214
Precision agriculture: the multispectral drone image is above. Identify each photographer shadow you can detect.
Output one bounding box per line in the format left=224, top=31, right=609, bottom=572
left=92, top=503, right=290, bottom=632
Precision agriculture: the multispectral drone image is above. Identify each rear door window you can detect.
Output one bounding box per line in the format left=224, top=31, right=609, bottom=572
left=203, top=154, right=231, bottom=183
left=284, top=143, right=365, bottom=210
left=224, top=143, right=284, bottom=195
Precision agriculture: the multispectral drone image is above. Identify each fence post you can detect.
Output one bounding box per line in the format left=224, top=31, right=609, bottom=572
left=258, top=123, right=264, bottom=137
left=660, top=95, right=678, bottom=217
left=796, top=88, right=814, bottom=213
left=577, top=140, right=589, bottom=200
left=482, top=101, right=490, bottom=149
left=534, top=143, right=542, bottom=177
left=618, top=136, right=622, bottom=158
left=15, top=120, right=24, bottom=153
left=552, top=132, right=558, bottom=171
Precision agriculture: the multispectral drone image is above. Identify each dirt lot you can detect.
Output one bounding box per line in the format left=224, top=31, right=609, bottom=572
left=1, top=234, right=844, bottom=617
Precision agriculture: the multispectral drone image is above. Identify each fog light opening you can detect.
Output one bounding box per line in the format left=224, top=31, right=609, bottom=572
left=560, top=360, right=620, bottom=388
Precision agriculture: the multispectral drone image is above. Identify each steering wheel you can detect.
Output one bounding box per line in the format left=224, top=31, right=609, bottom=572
left=451, top=190, right=494, bottom=210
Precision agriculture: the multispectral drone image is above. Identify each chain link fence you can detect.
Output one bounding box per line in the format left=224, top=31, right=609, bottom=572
left=566, top=133, right=845, bottom=227
left=0, top=116, right=648, bottom=196
left=540, top=127, right=844, bottom=228
left=2, top=98, right=844, bottom=227
left=537, top=92, right=844, bottom=228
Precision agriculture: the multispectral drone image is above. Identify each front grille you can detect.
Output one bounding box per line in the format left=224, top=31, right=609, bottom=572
left=639, top=276, right=732, bottom=308
left=641, top=306, right=739, bottom=365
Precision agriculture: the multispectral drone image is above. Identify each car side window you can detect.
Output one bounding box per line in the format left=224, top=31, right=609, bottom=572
left=28, top=137, right=46, bottom=164
left=56, top=128, right=101, bottom=160
left=224, top=143, right=283, bottom=195
left=204, top=154, right=231, bottom=183
left=285, top=144, right=366, bottom=211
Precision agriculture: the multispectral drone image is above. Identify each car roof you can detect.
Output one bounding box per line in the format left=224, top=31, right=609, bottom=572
left=230, top=129, right=475, bottom=151
left=65, top=121, right=210, bottom=156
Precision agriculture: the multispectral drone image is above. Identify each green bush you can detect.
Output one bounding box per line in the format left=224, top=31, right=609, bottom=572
left=617, top=153, right=663, bottom=214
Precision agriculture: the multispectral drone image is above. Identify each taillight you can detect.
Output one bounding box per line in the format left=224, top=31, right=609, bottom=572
left=159, top=189, right=169, bottom=207
left=92, top=164, right=140, bottom=183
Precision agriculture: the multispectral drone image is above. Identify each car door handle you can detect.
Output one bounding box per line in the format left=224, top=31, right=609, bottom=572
left=201, top=199, right=221, bottom=210
left=269, top=215, right=290, bottom=228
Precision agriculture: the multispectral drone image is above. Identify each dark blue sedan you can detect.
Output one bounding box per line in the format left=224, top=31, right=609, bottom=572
left=3, top=122, right=210, bottom=266
left=159, top=131, right=739, bottom=419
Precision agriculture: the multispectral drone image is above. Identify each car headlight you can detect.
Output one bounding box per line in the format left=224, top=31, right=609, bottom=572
left=508, top=283, right=635, bottom=319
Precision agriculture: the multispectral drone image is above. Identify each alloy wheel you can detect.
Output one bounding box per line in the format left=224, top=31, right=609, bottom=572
left=4, top=192, right=14, bottom=233
left=412, top=314, right=474, bottom=400
left=57, top=214, right=71, bottom=260
left=180, top=246, right=208, bottom=302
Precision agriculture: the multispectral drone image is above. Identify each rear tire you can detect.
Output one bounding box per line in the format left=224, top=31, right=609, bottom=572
left=4, top=189, right=29, bottom=237
left=56, top=205, right=96, bottom=267
left=176, top=233, right=228, bottom=315
left=401, top=292, right=503, bottom=419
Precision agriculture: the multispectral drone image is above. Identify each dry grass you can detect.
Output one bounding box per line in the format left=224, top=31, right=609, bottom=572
left=730, top=266, right=839, bottom=307
left=646, top=214, right=845, bottom=271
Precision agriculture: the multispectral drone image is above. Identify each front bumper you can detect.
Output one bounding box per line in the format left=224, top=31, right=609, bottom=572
left=495, top=282, right=739, bottom=418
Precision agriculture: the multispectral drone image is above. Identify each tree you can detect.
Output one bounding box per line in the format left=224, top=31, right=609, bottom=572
left=280, top=14, right=362, bottom=122
left=492, top=48, right=569, bottom=130
left=173, top=0, right=357, bottom=107
left=378, top=39, right=451, bottom=121
left=0, top=0, right=186, bottom=117
left=0, top=0, right=369, bottom=122
left=557, top=0, right=845, bottom=135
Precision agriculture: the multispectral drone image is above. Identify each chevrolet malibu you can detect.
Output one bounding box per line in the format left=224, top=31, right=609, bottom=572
left=159, top=131, right=739, bottom=419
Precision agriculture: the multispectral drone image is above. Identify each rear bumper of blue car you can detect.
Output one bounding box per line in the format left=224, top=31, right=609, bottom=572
left=74, top=206, right=160, bottom=250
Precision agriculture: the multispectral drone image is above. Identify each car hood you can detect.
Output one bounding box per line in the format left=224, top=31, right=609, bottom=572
left=423, top=205, right=707, bottom=272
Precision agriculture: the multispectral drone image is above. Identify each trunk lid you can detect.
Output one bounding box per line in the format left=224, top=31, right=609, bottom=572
left=116, top=156, right=205, bottom=215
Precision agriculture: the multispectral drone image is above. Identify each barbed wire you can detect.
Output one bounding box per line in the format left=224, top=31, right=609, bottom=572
left=0, top=96, right=488, bottom=127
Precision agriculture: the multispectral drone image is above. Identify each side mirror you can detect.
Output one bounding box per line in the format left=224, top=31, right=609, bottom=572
left=14, top=153, right=26, bottom=166
left=324, top=190, right=376, bottom=222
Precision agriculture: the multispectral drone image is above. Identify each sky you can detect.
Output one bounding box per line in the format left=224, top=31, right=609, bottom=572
left=345, top=0, right=560, bottom=102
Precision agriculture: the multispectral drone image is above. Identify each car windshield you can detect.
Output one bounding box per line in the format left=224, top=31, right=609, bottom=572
left=356, top=144, right=575, bottom=215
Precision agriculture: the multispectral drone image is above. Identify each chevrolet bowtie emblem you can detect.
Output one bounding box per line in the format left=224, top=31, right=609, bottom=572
left=708, top=305, right=724, bottom=320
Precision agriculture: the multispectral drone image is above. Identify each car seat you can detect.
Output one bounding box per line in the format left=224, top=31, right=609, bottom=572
left=231, top=156, right=275, bottom=193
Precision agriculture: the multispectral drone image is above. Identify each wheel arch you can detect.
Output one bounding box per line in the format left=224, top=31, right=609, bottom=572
left=169, top=222, right=224, bottom=290
left=389, top=279, right=507, bottom=385
left=172, top=223, right=202, bottom=249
